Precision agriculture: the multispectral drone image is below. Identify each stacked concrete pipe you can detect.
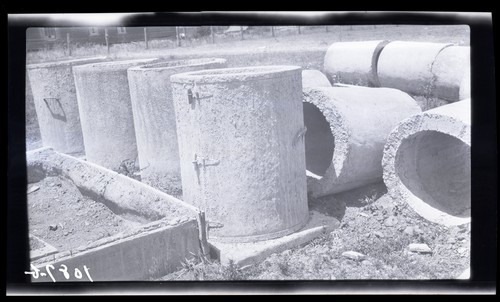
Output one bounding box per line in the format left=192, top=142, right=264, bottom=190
left=377, top=41, right=453, bottom=96
left=171, top=66, right=309, bottom=243
left=26, top=56, right=108, bottom=154
left=303, top=86, right=422, bottom=197
left=431, top=46, right=470, bottom=102
left=73, top=58, right=158, bottom=172
left=323, top=40, right=390, bottom=87
left=382, top=99, right=471, bottom=226
left=127, top=58, right=227, bottom=197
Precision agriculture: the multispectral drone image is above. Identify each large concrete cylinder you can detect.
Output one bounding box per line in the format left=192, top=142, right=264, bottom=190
left=431, top=46, right=470, bottom=102
left=73, top=58, right=158, bottom=171
left=378, top=41, right=453, bottom=96
left=303, top=86, right=422, bottom=197
left=459, top=69, right=471, bottom=100
left=26, top=57, right=108, bottom=154
left=382, top=99, right=471, bottom=226
left=127, top=58, right=227, bottom=196
left=323, top=40, right=389, bottom=87
left=171, top=66, right=309, bottom=243
left=302, top=69, right=331, bottom=88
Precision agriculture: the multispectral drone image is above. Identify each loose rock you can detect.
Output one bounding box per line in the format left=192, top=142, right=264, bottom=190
left=342, top=251, right=366, bottom=261
left=384, top=216, right=398, bottom=227
left=49, top=224, right=58, bottom=231
left=409, top=243, right=432, bottom=254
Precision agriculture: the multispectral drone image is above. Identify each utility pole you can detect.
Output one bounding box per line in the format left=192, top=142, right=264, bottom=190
left=210, top=26, right=215, bottom=44
left=66, top=32, right=71, bottom=56
left=144, top=27, right=149, bottom=49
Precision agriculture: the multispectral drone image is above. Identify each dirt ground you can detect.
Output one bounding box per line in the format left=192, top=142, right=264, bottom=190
left=160, top=182, right=470, bottom=280
left=27, top=175, right=147, bottom=252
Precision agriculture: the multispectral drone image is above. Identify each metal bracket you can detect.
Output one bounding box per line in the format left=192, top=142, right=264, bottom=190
left=293, top=126, right=307, bottom=147
left=192, top=153, right=220, bottom=170
left=187, top=88, right=213, bottom=105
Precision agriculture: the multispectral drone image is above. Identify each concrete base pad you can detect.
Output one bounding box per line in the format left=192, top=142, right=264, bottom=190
left=208, top=210, right=340, bottom=267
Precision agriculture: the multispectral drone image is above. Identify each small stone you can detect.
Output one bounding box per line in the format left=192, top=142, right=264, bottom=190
left=361, top=260, right=373, bottom=266
left=457, top=247, right=467, bottom=254
left=403, top=226, right=414, bottom=236
left=342, top=251, right=366, bottom=261
left=27, top=186, right=40, bottom=194
left=409, top=243, right=432, bottom=254
left=374, top=231, right=385, bottom=238
left=64, top=232, right=69, bottom=236
left=364, top=233, right=370, bottom=238
left=384, top=216, right=398, bottom=227
left=447, top=238, right=456, bottom=244
left=169, top=218, right=181, bottom=225
left=49, top=183, right=55, bottom=187
left=49, top=224, right=58, bottom=231
left=457, top=234, right=467, bottom=241
left=358, top=213, right=369, bottom=218
left=84, top=221, right=90, bottom=226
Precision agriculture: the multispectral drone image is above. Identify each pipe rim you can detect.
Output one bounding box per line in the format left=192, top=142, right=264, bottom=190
left=128, top=58, right=227, bottom=72
left=170, top=65, right=302, bottom=84
left=27, top=56, right=108, bottom=69
left=383, top=112, right=471, bottom=226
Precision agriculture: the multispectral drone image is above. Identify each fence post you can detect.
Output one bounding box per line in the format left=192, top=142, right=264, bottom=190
left=240, top=26, right=244, bottom=40
left=104, top=28, right=110, bottom=55
left=211, top=26, right=215, bottom=44
left=175, top=26, right=180, bottom=47
left=144, top=27, right=149, bottom=49
left=271, top=26, right=275, bottom=37
left=66, top=32, right=71, bottom=56
left=298, top=26, right=301, bottom=34
left=325, top=26, right=329, bottom=32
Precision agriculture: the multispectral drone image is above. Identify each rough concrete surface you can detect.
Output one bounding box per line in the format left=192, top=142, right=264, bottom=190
left=459, top=69, right=471, bottom=101
left=27, top=56, right=108, bottom=154
left=210, top=209, right=340, bottom=267
left=302, top=69, right=332, bottom=88
left=303, top=86, right=422, bottom=197
left=27, top=147, right=205, bottom=281
left=378, top=41, right=453, bottom=96
left=73, top=58, right=158, bottom=171
left=127, top=58, right=227, bottom=197
left=431, top=46, right=470, bottom=102
left=323, top=40, right=389, bottom=87
left=382, top=99, right=471, bottom=226
left=171, top=66, right=309, bottom=242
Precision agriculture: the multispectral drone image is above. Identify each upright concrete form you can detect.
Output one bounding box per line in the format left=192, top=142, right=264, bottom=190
left=127, top=58, right=227, bottom=195
left=323, top=40, right=389, bottom=87
left=73, top=58, right=157, bottom=171
left=382, top=99, right=471, bottom=226
left=431, top=46, right=470, bottom=102
left=27, top=57, right=108, bottom=154
left=378, top=41, right=453, bottom=96
left=171, top=66, right=309, bottom=243
left=302, top=69, right=332, bottom=88
left=303, top=86, right=421, bottom=197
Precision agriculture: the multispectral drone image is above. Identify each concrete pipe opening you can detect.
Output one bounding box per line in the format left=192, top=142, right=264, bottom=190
left=303, top=102, right=334, bottom=178
left=395, top=131, right=471, bottom=219
left=383, top=99, right=471, bottom=226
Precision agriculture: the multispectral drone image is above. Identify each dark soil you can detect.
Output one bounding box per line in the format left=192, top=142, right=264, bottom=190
left=27, top=175, right=147, bottom=252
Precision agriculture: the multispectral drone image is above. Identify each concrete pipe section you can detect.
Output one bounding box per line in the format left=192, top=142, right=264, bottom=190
left=303, top=86, right=422, bottom=198
left=378, top=41, right=453, bottom=96
left=127, top=58, right=227, bottom=196
left=302, top=69, right=331, bottom=88
left=431, top=46, right=470, bottom=102
left=27, top=56, right=108, bottom=154
left=459, top=69, right=471, bottom=100
left=73, top=58, right=158, bottom=171
left=171, top=66, right=309, bottom=243
left=382, top=99, right=471, bottom=226
left=323, top=40, right=389, bottom=87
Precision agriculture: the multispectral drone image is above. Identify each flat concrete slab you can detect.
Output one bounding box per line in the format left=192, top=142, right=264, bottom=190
left=209, top=209, right=340, bottom=267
